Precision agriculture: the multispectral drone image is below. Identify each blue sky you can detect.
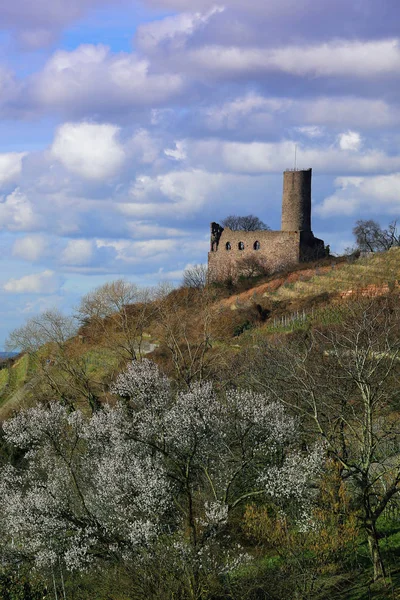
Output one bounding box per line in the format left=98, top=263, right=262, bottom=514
left=0, top=0, right=399, bottom=347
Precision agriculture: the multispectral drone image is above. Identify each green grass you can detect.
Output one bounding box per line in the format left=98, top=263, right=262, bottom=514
left=0, top=368, right=9, bottom=395
left=84, top=348, right=119, bottom=379
left=8, top=354, right=29, bottom=390
left=0, top=354, right=29, bottom=408
left=260, top=249, right=400, bottom=304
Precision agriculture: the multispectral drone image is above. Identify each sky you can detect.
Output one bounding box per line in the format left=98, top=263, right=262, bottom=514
left=0, top=0, right=399, bottom=347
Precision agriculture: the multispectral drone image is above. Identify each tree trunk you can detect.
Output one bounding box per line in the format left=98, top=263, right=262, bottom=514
left=366, top=521, right=386, bottom=581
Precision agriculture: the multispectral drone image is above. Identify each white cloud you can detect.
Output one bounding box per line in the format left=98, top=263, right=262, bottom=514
left=186, top=138, right=400, bottom=174
left=339, top=131, right=362, bottom=151
left=12, top=235, right=48, bottom=261
left=316, top=173, right=400, bottom=217
left=61, top=239, right=94, bottom=265
left=205, top=93, right=288, bottom=130
left=164, top=141, right=187, bottom=161
left=126, top=222, right=189, bottom=238
left=122, top=169, right=243, bottom=218
left=300, top=97, right=400, bottom=128
left=4, top=270, right=60, bottom=294
left=0, top=153, right=26, bottom=186
left=0, top=189, right=38, bottom=231
left=97, top=238, right=178, bottom=262
left=186, top=39, right=400, bottom=79
left=295, top=126, right=324, bottom=138
left=136, top=6, right=224, bottom=53
left=128, top=129, right=161, bottom=164
left=203, top=94, right=400, bottom=133
left=31, top=44, right=183, bottom=115
left=51, top=122, right=125, bottom=179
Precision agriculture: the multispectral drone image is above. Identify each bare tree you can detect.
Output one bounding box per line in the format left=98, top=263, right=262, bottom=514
left=237, top=255, right=270, bottom=278
left=5, top=310, right=78, bottom=354
left=248, top=298, right=400, bottom=580
left=154, top=284, right=227, bottom=387
left=353, top=219, right=400, bottom=252
left=222, top=215, right=270, bottom=232
left=182, top=264, right=208, bottom=289
left=76, top=279, right=154, bottom=362
left=5, top=310, right=103, bottom=412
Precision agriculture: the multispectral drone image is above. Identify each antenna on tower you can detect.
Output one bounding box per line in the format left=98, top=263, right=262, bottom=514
left=294, top=144, right=297, bottom=171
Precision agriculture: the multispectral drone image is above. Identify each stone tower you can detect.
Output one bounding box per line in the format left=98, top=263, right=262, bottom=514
left=281, top=168, right=312, bottom=232
left=208, top=167, right=325, bottom=282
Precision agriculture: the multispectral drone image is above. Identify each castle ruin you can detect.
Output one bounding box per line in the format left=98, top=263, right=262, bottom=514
left=208, top=168, right=325, bottom=282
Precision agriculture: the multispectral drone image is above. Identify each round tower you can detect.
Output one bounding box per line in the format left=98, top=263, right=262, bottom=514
left=281, top=168, right=312, bottom=232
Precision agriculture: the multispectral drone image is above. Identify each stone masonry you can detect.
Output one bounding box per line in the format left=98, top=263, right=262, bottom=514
left=208, top=168, right=325, bottom=282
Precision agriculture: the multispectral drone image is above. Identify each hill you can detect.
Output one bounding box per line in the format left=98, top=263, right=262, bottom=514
left=2, top=249, right=400, bottom=599
left=1, top=249, right=400, bottom=419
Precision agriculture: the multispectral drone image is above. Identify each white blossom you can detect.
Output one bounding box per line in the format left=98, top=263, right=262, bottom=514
left=0, top=359, right=325, bottom=575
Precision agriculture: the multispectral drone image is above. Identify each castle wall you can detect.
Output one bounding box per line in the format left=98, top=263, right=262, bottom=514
left=208, top=228, right=301, bottom=282
left=208, top=168, right=325, bottom=283
left=281, top=169, right=312, bottom=232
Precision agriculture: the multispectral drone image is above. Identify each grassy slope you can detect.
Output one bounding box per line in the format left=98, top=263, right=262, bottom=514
left=2, top=250, right=400, bottom=418
left=221, top=248, right=400, bottom=309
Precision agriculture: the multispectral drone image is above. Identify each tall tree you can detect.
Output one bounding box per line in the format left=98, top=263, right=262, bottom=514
left=248, top=298, right=400, bottom=580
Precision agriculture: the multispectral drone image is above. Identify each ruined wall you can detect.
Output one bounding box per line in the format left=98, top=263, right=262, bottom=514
left=281, top=169, right=312, bottom=232
left=208, top=228, right=301, bottom=282
left=208, top=168, right=325, bottom=282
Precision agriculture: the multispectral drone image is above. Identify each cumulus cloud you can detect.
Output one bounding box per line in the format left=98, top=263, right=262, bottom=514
left=120, top=169, right=246, bottom=218
left=12, top=235, right=48, bottom=261
left=51, top=122, right=125, bottom=180
left=29, top=44, right=183, bottom=116
left=61, top=239, right=94, bottom=265
left=0, top=153, right=26, bottom=186
left=0, top=189, right=38, bottom=231
left=316, top=173, right=400, bottom=217
left=3, top=270, right=60, bottom=294
left=339, top=131, right=362, bottom=151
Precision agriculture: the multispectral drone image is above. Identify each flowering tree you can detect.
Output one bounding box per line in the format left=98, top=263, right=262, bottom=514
left=0, top=359, right=325, bottom=597
left=112, top=361, right=325, bottom=549
left=0, top=402, right=170, bottom=571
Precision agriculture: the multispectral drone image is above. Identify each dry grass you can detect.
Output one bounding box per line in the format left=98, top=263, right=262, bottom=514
left=218, top=250, right=400, bottom=310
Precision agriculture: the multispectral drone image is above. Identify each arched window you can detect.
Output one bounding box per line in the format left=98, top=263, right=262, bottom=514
left=226, top=242, right=231, bottom=250
left=254, top=241, right=260, bottom=250
left=238, top=241, right=245, bottom=251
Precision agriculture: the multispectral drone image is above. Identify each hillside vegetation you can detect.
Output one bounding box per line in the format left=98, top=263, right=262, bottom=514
left=1, top=251, right=400, bottom=599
